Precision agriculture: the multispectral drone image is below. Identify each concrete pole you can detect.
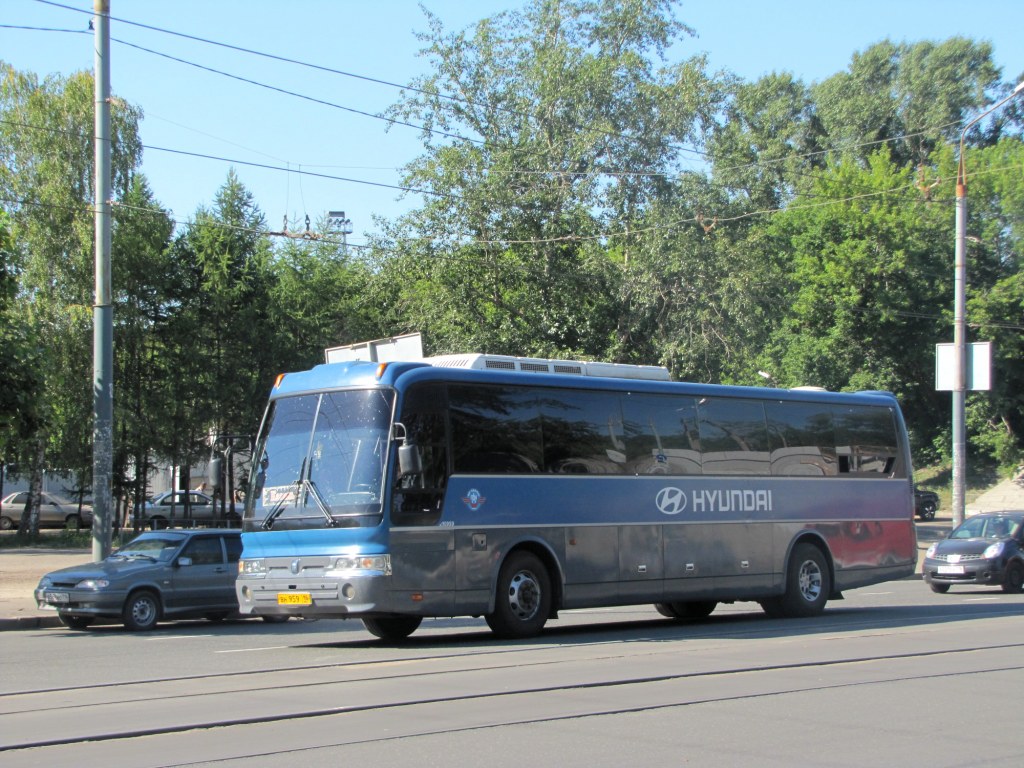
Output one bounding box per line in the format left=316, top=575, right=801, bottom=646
left=952, top=177, right=967, bottom=529
left=92, top=0, right=113, bottom=561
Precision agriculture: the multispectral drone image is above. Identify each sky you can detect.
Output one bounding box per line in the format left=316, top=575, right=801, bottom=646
left=2, top=0, right=1023, bottom=250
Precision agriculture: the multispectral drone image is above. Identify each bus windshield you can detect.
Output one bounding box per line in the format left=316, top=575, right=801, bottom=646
left=244, top=389, right=395, bottom=530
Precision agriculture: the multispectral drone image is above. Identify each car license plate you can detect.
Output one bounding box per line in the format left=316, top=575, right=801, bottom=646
left=45, top=592, right=70, bottom=603
left=937, top=565, right=965, bottom=575
left=278, top=592, right=312, bottom=606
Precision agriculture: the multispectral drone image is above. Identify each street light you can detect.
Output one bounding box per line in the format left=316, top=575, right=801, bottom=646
left=951, top=79, right=1024, bottom=528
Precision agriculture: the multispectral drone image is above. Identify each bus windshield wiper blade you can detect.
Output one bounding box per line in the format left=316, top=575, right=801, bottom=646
left=259, top=481, right=300, bottom=530
left=303, top=479, right=337, bottom=527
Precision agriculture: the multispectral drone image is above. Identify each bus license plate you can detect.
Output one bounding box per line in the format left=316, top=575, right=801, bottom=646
left=46, top=592, right=70, bottom=603
left=278, top=593, right=312, bottom=606
left=937, top=565, right=965, bottom=575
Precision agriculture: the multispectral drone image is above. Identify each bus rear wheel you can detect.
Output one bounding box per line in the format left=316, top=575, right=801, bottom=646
left=761, top=543, right=830, bottom=618
left=486, top=551, right=551, bottom=639
left=654, top=600, right=717, bottom=620
left=362, top=616, right=422, bottom=642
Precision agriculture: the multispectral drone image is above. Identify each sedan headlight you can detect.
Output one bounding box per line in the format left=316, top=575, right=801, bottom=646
left=37, top=576, right=53, bottom=589
left=330, top=554, right=391, bottom=575
left=239, top=559, right=266, bottom=576
left=983, top=541, right=1005, bottom=560
left=75, top=578, right=110, bottom=590
left=925, top=543, right=938, bottom=558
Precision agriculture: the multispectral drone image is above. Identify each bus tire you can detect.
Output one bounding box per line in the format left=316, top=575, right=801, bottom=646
left=123, top=589, right=161, bottom=631
left=769, top=542, right=830, bottom=618
left=486, top=551, right=551, bottom=639
left=362, top=616, right=422, bottom=641
left=655, top=601, right=717, bottom=620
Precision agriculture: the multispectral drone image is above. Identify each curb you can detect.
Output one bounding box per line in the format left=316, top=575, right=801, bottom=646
left=0, top=614, right=63, bottom=631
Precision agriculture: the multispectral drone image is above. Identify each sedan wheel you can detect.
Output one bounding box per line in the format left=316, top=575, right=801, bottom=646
left=1001, top=562, right=1024, bottom=594
left=123, top=590, right=160, bottom=631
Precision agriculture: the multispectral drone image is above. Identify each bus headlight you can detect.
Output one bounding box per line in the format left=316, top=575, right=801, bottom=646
left=330, top=554, right=391, bottom=575
left=239, top=559, right=267, bottom=576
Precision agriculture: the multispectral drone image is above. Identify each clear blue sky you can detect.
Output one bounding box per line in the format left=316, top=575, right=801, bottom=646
left=3, top=0, right=1023, bottom=248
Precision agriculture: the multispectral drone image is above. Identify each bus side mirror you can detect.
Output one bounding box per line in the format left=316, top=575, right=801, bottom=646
left=398, top=443, right=423, bottom=478
left=393, top=422, right=423, bottom=478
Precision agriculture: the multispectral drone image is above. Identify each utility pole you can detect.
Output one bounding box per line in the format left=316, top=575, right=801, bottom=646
left=92, top=0, right=114, bottom=560
left=951, top=79, right=1024, bottom=528
left=327, top=210, right=353, bottom=254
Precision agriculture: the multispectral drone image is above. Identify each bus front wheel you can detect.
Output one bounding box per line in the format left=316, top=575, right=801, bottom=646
left=486, top=551, right=551, bottom=639
left=761, top=543, right=830, bottom=618
left=362, top=615, right=422, bottom=642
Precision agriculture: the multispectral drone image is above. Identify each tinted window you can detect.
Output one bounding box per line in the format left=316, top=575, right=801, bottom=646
left=538, top=389, right=625, bottom=474
left=765, top=401, right=838, bottom=476
left=450, top=384, right=543, bottom=473
left=834, top=405, right=899, bottom=475
left=183, top=537, right=223, bottom=565
left=393, top=383, right=450, bottom=524
left=224, top=536, right=243, bottom=563
left=697, top=398, right=770, bottom=475
left=621, top=394, right=701, bottom=475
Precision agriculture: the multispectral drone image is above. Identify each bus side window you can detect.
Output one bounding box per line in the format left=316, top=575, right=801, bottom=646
left=392, top=384, right=449, bottom=524
left=765, top=401, right=838, bottom=477
left=833, top=405, right=901, bottom=477
left=697, top=398, right=770, bottom=476
left=621, top=393, right=701, bottom=475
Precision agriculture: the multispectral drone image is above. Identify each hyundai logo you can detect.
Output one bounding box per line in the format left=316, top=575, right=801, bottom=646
left=656, top=487, right=688, bottom=515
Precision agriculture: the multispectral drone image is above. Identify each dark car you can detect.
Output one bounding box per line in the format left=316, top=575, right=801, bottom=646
left=34, top=529, right=286, bottom=630
left=914, top=487, right=939, bottom=520
left=922, top=511, right=1024, bottom=594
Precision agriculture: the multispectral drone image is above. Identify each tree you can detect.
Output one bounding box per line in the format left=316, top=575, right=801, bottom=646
left=812, top=38, right=1005, bottom=167
left=0, top=65, right=142, bottom=534
left=376, top=0, right=723, bottom=359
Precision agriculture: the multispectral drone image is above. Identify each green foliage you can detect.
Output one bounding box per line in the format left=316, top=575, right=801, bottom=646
left=1, top=17, right=1022, bottom=485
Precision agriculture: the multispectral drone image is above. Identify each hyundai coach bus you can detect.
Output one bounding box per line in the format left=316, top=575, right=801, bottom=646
left=235, top=354, right=917, bottom=640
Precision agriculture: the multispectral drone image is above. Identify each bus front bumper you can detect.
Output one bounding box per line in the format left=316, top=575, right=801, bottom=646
left=236, top=556, right=392, bottom=618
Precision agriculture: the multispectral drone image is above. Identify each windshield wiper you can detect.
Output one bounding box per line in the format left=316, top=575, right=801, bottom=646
left=260, top=482, right=299, bottom=530
left=259, top=478, right=337, bottom=529
left=303, top=479, right=337, bottom=527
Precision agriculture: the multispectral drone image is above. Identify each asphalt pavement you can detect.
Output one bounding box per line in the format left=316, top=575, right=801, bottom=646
left=2, top=475, right=1021, bottom=631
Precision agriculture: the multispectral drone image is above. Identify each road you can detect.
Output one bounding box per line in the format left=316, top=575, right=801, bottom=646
left=2, top=580, right=1022, bottom=767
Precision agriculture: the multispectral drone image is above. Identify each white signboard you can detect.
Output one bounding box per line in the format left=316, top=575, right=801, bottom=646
left=325, top=333, right=424, bottom=364
left=935, top=342, right=993, bottom=391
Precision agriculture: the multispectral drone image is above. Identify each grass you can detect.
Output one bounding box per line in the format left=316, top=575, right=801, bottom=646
left=914, top=462, right=1006, bottom=512
left=0, top=528, right=94, bottom=550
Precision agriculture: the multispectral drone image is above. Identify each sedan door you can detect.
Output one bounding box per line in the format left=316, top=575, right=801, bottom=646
left=167, top=536, right=232, bottom=614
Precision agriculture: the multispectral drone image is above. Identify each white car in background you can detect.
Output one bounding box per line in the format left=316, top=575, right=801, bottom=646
left=0, top=492, right=93, bottom=531
left=132, top=490, right=240, bottom=529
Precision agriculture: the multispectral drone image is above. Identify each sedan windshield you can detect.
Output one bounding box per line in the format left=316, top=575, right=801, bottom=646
left=245, top=389, right=394, bottom=530
left=951, top=515, right=1023, bottom=540
left=110, top=535, right=185, bottom=562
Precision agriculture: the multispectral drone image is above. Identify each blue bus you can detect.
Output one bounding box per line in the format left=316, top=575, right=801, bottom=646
left=236, top=354, right=917, bottom=640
